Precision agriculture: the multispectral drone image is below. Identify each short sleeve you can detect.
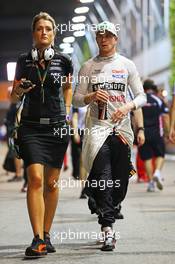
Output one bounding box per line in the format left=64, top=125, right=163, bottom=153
left=64, top=56, right=73, bottom=77
left=14, top=55, right=25, bottom=81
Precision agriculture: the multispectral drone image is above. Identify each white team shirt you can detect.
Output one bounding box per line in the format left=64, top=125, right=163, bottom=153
left=73, top=52, right=146, bottom=172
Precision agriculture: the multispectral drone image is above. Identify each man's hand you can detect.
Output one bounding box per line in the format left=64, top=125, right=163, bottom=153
left=94, top=90, right=109, bottom=102
left=84, top=89, right=108, bottom=105
left=169, top=127, right=175, bottom=144
left=137, top=130, right=145, bottom=146
left=111, top=102, right=134, bottom=123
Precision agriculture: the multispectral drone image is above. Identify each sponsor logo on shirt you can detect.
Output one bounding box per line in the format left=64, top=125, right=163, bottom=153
left=52, top=59, right=61, bottom=62
left=51, top=72, right=61, bottom=84
left=112, top=69, right=126, bottom=73
left=50, top=67, right=62, bottom=71
left=109, top=95, right=126, bottom=103
left=92, top=82, right=126, bottom=92
left=26, top=63, right=34, bottom=67
left=112, top=69, right=128, bottom=79
left=112, top=74, right=128, bottom=79
left=25, top=59, right=34, bottom=67
left=26, top=59, right=33, bottom=63
left=92, top=69, right=104, bottom=74
left=144, top=102, right=157, bottom=107
left=51, top=72, right=61, bottom=77
left=50, top=61, right=61, bottom=66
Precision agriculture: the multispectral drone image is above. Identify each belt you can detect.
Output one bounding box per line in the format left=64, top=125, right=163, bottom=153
left=21, top=117, right=65, bottom=125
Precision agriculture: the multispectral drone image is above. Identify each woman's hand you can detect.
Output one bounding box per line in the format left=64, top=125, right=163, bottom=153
left=14, top=78, right=35, bottom=96
left=11, top=79, right=35, bottom=102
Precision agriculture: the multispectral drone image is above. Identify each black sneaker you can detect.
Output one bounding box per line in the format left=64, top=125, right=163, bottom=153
left=25, top=235, right=47, bottom=257
left=44, top=232, right=56, bottom=253
left=101, top=228, right=116, bottom=251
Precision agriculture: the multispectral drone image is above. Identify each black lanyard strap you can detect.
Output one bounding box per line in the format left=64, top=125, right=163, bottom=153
left=35, top=61, right=51, bottom=103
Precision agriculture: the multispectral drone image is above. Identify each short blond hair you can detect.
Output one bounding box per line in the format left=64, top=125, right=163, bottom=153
left=32, top=12, right=57, bottom=34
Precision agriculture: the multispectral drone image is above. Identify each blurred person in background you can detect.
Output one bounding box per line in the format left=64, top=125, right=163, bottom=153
left=113, top=107, right=145, bottom=220
left=11, top=12, right=73, bottom=257
left=3, top=102, right=23, bottom=182
left=154, top=86, right=170, bottom=139
left=5, top=101, right=28, bottom=192
left=138, top=80, right=169, bottom=192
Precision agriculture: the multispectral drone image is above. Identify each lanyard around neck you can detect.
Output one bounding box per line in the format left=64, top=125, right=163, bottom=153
left=35, top=61, right=51, bottom=103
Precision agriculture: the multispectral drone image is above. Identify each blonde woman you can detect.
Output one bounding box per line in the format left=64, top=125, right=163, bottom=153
left=11, top=12, right=73, bottom=257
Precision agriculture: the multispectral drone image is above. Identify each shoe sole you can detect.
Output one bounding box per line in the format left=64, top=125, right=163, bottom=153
left=101, top=245, right=115, bottom=251
left=101, top=239, right=116, bottom=251
left=153, top=176, right=163, bottom=190
left=25, top=252, right=47, bottom=259
left=24, top=254, right=46, bottom=259
left=46, top=248, right=56, bottom=253
left=25, top=249, right=47, bottom=258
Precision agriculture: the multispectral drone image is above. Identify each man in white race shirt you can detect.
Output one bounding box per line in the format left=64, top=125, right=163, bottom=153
left=73, top=21, right=146, bottom=251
